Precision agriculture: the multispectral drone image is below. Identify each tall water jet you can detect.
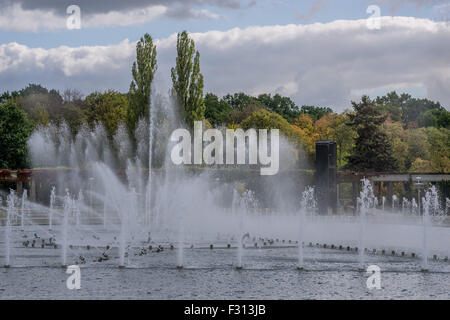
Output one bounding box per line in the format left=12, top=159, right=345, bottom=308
left=429, top=186, right=440, bottom=216
left=297, top=198, right=305, bottom=270
left=402, top=198, right=411, bottom=216
left=176, top=240, right=184, bottom=269
left=118, top=192, right=130, bottom=269
left=382, top=196, right=385, bottom=211
left=21, top=189, right=27, bottom=231
left=234, top=189, right=244, bottom=270
left=61, top=190, right=71, bottom=267
left=358, top=179, right=373, bottom=270
left=412, top=198, right=418, bottom=215
left=49, top=186, right=55, bottom=230
left=234, top=186, right=250, bottom=270
left=298, top=186, right=315, bottom=270
left=76, top=190, right=84, bottom=226
left=392, top=195, right=397, bottom=211
left=146, top=95, right=156, bottom=229
left=421, top=189, right=431, bottom=272
left=5, top=190, right=16, bottom=268
left=103, top=197, right=107, bottom=229
left=176, top=205, right=185, bottom=269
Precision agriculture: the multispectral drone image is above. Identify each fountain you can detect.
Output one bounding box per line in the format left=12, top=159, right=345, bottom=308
left=235, top=188, right=245, bottom=270
left=76, top=190, right=84, bottom=226
left=103, top=196, right=107, bottom=230
left=4, top=190, right=16, bottom=268
left=61, top=190, right=71, bottom=267
left=118, top=192, right=129, bottom=269
left=0, top=89, right=448, bottom=300
left=412, top=198, right=418, bottom=215
left=421, top=190, right=431, bottom=272
left=358, top=178, right=374, bottom=270
left=176, top=204, right=185, bottom=269
left=298, top=186, right=315, bottom=270
left=402, top=197, right=408, bottom=215
left=49, top=186, right=55, bottom=230
left=392, top=195, right=397, bottom=211
left=20, top=189, right=27, bottom=231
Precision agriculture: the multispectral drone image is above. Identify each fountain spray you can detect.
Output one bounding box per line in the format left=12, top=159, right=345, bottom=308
left=235, top=190, right=244, bottom=270
left=421, top=190, right=431, bottom=272
left=146, top=95, right=156, bottom=228
left=358, top=179, right=374, bottom=270
left=103, top=197, right=107, bottom=230
left=298, top=186, right=315, bottom=270
left=392, top=195, right=397, bottom=211
left=5, top=190, right=16, bottom=268
left=21, top=189, right=27, bottom=231
left=118, top=192, right=129, bottom=269
left=49, top=186, right=55, bottom=230
left=61, top=190, right=71, bottom=267
left=176, top=204, right=185, bottom=269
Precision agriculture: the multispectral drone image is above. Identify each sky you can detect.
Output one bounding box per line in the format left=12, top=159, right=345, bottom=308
left=0, top=0, right=449, bottom=111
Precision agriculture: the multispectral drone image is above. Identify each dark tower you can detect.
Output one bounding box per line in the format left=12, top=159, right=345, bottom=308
left=316, top=141, right=337, bottom=215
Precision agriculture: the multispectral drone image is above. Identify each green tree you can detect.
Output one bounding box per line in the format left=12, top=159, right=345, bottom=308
left=241, top=109, right=314, bottom=167
left=127, top=33, right=157, bottom=135
left=418, top=108, right=450, bottom=128
left=223, top=92, right=257, bottom=110
left=19, top=83, right=48, bottom=96
left=61, top=104, right=85, bottom=136
left=345, top=96, right=398, bottom=172
left=85, top=90, right=128, bottom=138
left=227, top=102, right=265, bottom=125
left=383, top=120, right=409, bottom=171
left=256, top=94, right=301, bottom=123
left=14, top=84, right=64, bottom=124
left=315, top=113, right=356, bottom=168
left=0, top=102, right=32, bottom=169
left=204, top=93, right=232, bottom=127
left=299, top=105, right=333, bottom=121
left=28, top=103, right=50, bottom=127
left=241, top=108, right=294, bottom=137
left=402, top=98, right=442, bottom=127
left=425, top=127, right=450, bottom=172
left=171, top=31, right=205, bottom=127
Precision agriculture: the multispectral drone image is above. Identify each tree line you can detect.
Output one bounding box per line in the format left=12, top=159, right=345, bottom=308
left=0, top=31, right=449, bottom=173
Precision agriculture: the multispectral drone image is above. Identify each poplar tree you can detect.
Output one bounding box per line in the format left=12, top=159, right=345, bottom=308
left=127, top=33, right=157, bottom=136
left=171, top=31, right=205, bottom=127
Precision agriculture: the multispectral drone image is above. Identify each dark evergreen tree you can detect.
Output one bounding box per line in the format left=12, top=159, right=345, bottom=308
left=345, top=96, right=398, bottom=172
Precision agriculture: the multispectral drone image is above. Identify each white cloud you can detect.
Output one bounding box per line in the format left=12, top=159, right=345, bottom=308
left=0, top=3, right=168, bottom=31
left=166, top=7, right=223, bottom=20
left=0, top=4, right=65, bottom=32
left=0, top=17, right=449, bottom=110
left=84, top=6, right=168, bottom=28
left=0, top=40, right=136, bottom=92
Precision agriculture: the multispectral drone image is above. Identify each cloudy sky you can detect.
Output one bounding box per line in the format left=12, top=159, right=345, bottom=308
left=0, top=0, right=449, bottom=111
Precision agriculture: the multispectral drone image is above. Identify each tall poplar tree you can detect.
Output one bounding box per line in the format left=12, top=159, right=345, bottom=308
left=171, top=31, right=205, bottom=127
left=127, top=33, right=157, bottom=136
